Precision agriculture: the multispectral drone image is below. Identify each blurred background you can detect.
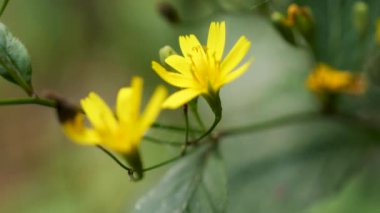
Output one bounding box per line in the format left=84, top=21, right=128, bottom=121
left=0, top=0, right=379, bottom=212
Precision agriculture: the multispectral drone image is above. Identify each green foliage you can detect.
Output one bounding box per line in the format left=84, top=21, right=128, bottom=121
left=292, top=0, right=380, bottom=70
left=134, top=144, right=227, bottom=213
left=0, top=22, right=33, bottom=95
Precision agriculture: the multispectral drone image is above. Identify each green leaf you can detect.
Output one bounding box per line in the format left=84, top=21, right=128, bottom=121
left=0, top=22, right=33, bottom=95
left=223, top=119, right=377, bottom=213
left=134, top=144, right=227, bottom=213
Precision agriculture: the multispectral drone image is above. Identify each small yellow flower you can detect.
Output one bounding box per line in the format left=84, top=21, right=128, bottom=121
left=306, top=63, right=365, bottom=94
left=62, top=76, right=167, bottom=154
left=152, top=21, right=252, bottom=109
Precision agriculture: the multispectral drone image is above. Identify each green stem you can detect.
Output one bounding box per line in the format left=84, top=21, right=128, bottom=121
left=181, top=104, right=190, bottom=154
left=0, top=0, right=9, bottom=18
left=151, top=122, right=201, bottom=133
left=189, top=99, right=206, bottom=130
left=143, top=136, right=182, bottom=147
left=96, top=145, right=134, bottom=175
left=0, top=0, right=9, bottom=17
left=333, top=112, right=380, bottom=141
left=0, top=97, right=56, bottom=107
left=191, top=93, right=222, bottom=144
left=221, top=111, right=320, bottom=137
left=142, top=155, right=182, bottom=172
left=192, top=112, right=221, bottom=144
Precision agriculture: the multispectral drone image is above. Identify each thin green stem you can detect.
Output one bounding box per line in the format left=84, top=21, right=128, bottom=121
left=96, top=145, right=133, bottom=174
left=0, top=97, right=56, bottom=108
left=333, top=112, right=380, bottom=141
left=142, top=155, right=182, bottom=172
left=190, top=101, right=206, bottom=131
left=143, top=136, right=182, bottom=147
left=151, top=122, right=201, bottom=133
left=188, top=93, right=223, bottom=144
left=191, top=113, right=221, bottom=144
left=0, top=0, right=10, bottom=17
left=184, top=105, right=190, bottom=143
left=221, top=111, right=321, bottom=137
left=181, top=104, right=190, bottom=155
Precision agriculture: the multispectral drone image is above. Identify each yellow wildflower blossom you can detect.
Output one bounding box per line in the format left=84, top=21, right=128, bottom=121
left=152, top=21, right=252, bottom=109
left=61, top=77, right=167, bottom=176
left=307, top=63, right=365, bottom=94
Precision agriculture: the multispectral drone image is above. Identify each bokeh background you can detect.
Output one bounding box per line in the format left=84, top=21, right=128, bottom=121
left=1, top=0, right=379, bottom=212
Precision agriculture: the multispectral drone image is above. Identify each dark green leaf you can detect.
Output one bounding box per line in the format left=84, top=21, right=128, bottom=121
left=0, top=22, right=33, bottom=94
left=134, top=144, right=227, bottom=213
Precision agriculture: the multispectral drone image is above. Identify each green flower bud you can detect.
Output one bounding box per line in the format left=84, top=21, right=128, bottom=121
left=159, top=45, right=177, bottom=65
left=156, top=2, right=180, bottom=24
left=123, top=148, right=143, bottom=181
left=352, top=1, right=369, bottom=39
left=271, top=11, right=296, bottom=46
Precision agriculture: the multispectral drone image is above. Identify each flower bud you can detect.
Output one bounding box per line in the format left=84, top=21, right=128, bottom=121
left=271, top=11, right=296, bottom=45
left=159, top=45, right=177, bottom=65
left=157, top=1, right=180, bottom=24
left=352, top=1, right=369, bottom=39
left=123, top=148, right=143, bottom=181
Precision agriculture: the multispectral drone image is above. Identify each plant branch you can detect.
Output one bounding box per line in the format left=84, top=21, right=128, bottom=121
left=0, top=0, right=10, bottom=18
left=96, top=145, right=134, bottom=174
left=0, top=97, right=56, bottom=108
left=220, top=111, right=321, bottom=137
left=181, top=104, right=190, bottom=154
left=151, top=122, right=202, bottom=133
left=143, top=136, right=183, bottom=147
left=142, top=155, right=182, bottom=172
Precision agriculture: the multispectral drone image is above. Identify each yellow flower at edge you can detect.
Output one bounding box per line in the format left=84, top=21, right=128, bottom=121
left=152, top=21, right=252, bottom=109
left=62, top=76, right=167, bottom=155
left=306, top=63, right=365, bottom=94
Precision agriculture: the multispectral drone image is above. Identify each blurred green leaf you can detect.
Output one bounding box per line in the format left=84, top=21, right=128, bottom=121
left=134, top=144, right=227, bottom=213
left=0, top=22, right=33, bottom=95
left=306, top=151, right=380, bottom=213
left=223, top=119, right=379, bottom=213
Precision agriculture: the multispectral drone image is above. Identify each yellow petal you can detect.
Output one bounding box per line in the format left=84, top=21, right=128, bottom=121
left=152, top=61, right=194, bottom=88
left=165, top=55, right=192, bottom=77
left=116, top=87, right=132, bottom=124
left=222, top=60, right=252, bottom=85
left=221, top=36, right=251, bottom=75
left=162, top=88, right=202, bottom=109
left=207, top=21, right=226, bottom=61
left=139, top=85, right=168, bottom=137
left=81, top=92, right=117, bottom=132
left=62, top=114, right=100, bottom=145
left=179, top=34, right=202, bottom=57
left=130, top=76, right=143, bottom=122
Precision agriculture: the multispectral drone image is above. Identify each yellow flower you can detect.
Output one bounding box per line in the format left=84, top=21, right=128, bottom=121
left=61, top=77, right=167, bottom=172
left=152, top=21, right=252, bottom=109
left=306, top=63, right=365, bottom=94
